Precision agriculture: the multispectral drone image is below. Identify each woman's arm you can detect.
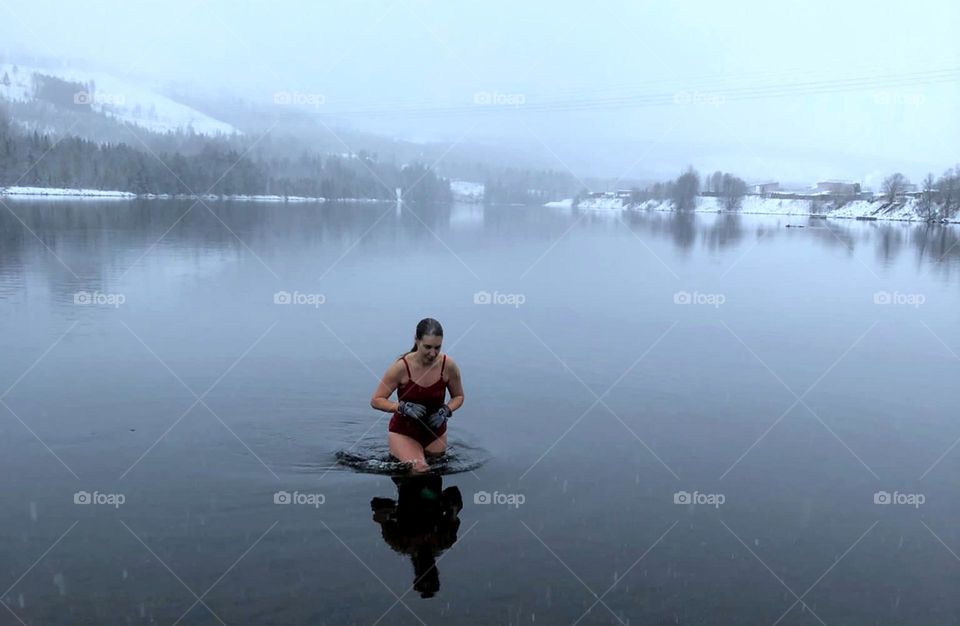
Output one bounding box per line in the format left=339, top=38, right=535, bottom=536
left=445, top=358, right=464, bottom=413
left=370, top=361, right=402, bottom=413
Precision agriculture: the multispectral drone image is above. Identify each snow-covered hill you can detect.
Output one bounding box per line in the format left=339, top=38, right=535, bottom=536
left=0, top=63, right=237, bottom=136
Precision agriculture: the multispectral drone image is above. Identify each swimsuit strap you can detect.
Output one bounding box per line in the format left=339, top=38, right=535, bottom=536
left=400, top=355, right=412, bottom=380
left=440, top=354, right=446, bottom=376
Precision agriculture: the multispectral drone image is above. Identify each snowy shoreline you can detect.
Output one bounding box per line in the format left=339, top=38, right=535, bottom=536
left=1, top=186, right=137, bottom=200
left=547, top=196, right=960, bottom=225
left=0, top=186, right=388, bottom=203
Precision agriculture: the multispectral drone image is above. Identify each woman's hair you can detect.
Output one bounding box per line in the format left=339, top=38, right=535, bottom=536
left=398, top=318, right=443, bottom=360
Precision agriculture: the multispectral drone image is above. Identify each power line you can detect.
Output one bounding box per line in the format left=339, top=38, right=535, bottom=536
left=317, top=58, right=953, bottom=109
left=311, top=67, right=959, bottom=118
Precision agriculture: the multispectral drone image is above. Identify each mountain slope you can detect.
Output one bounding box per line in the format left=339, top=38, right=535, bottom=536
left=0, top=62, right=237, bottom=136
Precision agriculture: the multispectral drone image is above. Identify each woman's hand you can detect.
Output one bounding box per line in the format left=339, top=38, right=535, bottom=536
left=424, top=404, right=452, bottom=430
left=397, top=401, right=427, bottom=419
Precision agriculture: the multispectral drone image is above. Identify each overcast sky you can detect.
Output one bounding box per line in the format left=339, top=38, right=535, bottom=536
left=1, top=0, right=958, bottom=184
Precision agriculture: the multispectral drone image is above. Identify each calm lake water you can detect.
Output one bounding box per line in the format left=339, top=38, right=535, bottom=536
left=1, top=199, right=959, bottom=624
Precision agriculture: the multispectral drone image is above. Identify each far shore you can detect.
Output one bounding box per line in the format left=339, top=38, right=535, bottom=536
left=0, top=186, right=389, bottom=203
left=544, top=196, right=960, bottom=225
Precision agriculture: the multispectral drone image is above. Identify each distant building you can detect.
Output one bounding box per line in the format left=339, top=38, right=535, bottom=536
left=816, top=180, right=860, bottom=195
left=752, top=182, right=780, bottom=194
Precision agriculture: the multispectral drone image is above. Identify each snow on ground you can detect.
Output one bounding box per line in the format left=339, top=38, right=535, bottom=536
left=723, top=195, right=815, bottom=216
left=544, top=199, right=573, bottom=209
left=450, top=180, right=484, bottom=202
left=547, top=194, right=957, bottom=223
left=0, top=63, right=237, bottom=136
left=3, top=187, right=349, bottom=202
left=1, top=186, right=136, bottom=199
left=575, top=196, right=628, bottom=210
left=228, top=195, right=324, bottom=203
left=827, top=197, right=924, bottom=220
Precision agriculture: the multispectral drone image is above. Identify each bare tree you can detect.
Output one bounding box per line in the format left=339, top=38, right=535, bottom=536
left=572, top=187, right=589, bottom=209
left=719, top=173, right=748, bottom=210
left=919, top=173, right=937, bottom=219
left=882, top=172, right=909, bottom=202
left=711, top=170, right=722, bottom=195
left=937, top=167, right=958, bottom=219
left=671, top=166, right=700, bottom=211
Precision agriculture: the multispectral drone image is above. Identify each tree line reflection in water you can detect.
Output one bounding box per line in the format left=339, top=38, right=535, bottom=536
left=619, top=209, right=960, bottom=277
left=2, top=201, right=960, bottom=297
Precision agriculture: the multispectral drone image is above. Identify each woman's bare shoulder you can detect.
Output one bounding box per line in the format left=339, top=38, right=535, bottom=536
left=443, top=354, right=460, bottom=375
left=386, top=358, right=407, bottom=381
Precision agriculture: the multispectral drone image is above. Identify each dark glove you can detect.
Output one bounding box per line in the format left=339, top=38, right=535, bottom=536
left=424, top=404, right=452, bottom=430
left=397, top=401, right=427, bottom=419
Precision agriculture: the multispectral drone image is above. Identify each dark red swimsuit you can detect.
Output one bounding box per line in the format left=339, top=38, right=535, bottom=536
left=388, top=354, right=448, bottom=447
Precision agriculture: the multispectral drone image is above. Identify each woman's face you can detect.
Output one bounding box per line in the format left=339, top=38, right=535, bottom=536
left=418, top=335, right=442, bottom=363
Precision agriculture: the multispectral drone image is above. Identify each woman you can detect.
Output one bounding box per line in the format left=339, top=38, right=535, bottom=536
left=370, top=318, right=464, bottom=472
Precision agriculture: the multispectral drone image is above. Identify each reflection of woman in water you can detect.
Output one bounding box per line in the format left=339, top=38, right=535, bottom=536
left=370, top=318, right=465, bottom=472
left=371, top=474, right=463, bottom=598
